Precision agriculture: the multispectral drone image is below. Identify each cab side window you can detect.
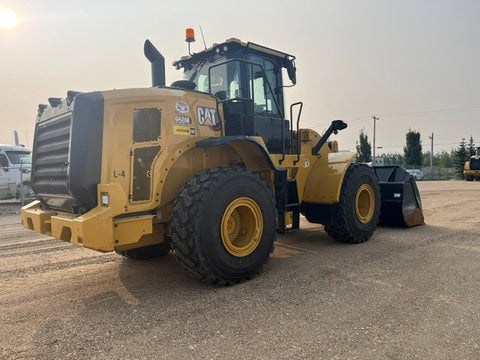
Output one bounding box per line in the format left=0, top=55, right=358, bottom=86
left=208, top=61, right=248, bottom=101
left=0, top=154, right=9, bottom=169
left=252, top=65, right=267, bottom=113
left=249, top=64, right=281, bottom=116
left=248, top=56, right=282, bottom=117
left=209, top=63, right=228, bottom=99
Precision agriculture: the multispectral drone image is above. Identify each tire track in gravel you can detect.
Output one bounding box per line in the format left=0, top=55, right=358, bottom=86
left=0, top=228, right=48, bottom=243
left=0, top=244, right=79, bottom=258
left=0, top=238, right=66, bottom=251
left=0, top=253, right=120, bottom=279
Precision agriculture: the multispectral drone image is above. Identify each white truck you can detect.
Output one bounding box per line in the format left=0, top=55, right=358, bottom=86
left=0, top=145, right=32, bottom=200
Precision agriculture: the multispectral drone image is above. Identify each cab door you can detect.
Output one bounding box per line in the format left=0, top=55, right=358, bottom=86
left=0, top=153, right=12, bottom=199
left=248, top=63, right=288, bottom=153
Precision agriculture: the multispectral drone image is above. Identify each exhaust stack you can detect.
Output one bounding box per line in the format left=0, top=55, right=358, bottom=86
left=13, top=130, right=19, bottom=146
left=144, top=39, right=165, bottom=87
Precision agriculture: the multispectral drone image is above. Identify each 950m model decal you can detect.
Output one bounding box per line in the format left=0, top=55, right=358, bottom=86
left=197, top=106, right=218, bottom=126
left=174, top=115, right=191, bottom=125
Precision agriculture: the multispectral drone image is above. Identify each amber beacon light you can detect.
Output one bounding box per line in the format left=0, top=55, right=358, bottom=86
left=185, top=28, right=195, bottom=43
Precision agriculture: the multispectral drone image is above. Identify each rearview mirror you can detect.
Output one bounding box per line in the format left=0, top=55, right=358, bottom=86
left=286, top=61, right=296, bottom=85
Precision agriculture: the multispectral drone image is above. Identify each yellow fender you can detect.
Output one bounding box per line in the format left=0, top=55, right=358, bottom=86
left=302, top=152, right=357, bottom=205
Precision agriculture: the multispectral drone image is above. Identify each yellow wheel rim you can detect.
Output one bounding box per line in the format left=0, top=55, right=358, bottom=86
left=355, top=184, right=375, bottom=224
left=221, top=197, right=263, bottom=257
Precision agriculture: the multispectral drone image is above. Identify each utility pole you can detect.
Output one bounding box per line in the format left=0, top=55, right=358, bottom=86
left=372, top=116, right=379, bottom=163
left=429, top=133, right=434, bottom=179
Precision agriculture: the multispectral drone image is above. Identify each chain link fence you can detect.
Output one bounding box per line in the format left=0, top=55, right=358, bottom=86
left=399, top=165, right=457, bottom=181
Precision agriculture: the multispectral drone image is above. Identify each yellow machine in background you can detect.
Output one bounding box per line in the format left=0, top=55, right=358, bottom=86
left=464, top=147, right=480, bottom=181
left=22, top=31, right=423, bottom=284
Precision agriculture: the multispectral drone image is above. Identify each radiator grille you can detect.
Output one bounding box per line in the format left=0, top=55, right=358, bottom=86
left=32, top=114, right=72, bottom=196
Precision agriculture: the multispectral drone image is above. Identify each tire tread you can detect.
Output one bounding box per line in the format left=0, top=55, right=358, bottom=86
left=324, top=163, right=380, bottom=243
left=171, top=166, right=274, bottom=285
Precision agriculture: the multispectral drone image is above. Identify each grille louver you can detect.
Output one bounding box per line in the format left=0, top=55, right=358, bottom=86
left=32, top=114, right=72, bottom=202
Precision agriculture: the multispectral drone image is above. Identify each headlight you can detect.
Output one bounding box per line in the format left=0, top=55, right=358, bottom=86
left=101, top=192, right=109, bottom=206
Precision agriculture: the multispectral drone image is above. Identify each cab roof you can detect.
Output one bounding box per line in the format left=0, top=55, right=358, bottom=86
left=172, top=38, right=296, bottom=70
left=0, top=144, right=30, bottom=151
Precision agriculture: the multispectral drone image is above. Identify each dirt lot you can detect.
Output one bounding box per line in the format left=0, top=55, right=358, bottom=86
left=1, top=181, right=479, bottom=359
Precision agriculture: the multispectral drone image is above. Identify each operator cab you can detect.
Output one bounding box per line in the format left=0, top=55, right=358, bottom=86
left=173, top=38, right=297, bottom=153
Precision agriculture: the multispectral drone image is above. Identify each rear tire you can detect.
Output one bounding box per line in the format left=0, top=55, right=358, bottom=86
left=465, top=175, right=474, bottom=181
left=116, top=240, right=171, bottom=260
left=171, top=166, right=276, bottom=285
left=324, top=164, right=381, bottom=243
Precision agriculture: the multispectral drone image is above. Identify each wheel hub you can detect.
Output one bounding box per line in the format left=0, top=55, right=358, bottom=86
left=221, top=197, right=263, bottom=257
left=355, top=184, right=375, bottom=224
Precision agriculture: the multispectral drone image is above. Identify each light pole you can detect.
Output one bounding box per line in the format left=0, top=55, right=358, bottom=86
left=376, top=147, right=383, bottom=165
left=372, top=116, right=379, bottom=163
left=429, top=133, right=434, bottom=179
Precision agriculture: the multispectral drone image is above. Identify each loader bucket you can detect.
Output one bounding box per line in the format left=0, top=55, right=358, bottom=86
left=373, top=166, right=425, bottom=227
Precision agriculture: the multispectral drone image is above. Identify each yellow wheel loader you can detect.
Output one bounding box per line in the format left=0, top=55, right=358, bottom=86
left=464, top=147, right=480, bottom=181
left=22, top=34, right=423, bottom=284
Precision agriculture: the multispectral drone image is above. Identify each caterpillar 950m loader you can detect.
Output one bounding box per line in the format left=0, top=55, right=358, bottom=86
left=464, top=147, right=480, bottom=181
left=22, top=33, right=424, bottom=284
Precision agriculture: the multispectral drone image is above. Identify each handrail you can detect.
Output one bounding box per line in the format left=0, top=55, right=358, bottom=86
left=291, top=102, right=303, bottom=165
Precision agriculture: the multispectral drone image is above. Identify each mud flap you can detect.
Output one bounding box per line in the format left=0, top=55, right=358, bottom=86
left=373, top=166, right=425, bottom=227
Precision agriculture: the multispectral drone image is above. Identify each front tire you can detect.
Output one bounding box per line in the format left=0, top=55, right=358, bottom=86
left=324, top=164, right=381, bottom=243
left=171, top=167, right=276, bottom=285
left=465, top=175, right=474, bottom=181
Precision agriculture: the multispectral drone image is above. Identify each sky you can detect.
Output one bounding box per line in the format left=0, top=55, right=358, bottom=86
left=1, top=0, right=479, bottom=154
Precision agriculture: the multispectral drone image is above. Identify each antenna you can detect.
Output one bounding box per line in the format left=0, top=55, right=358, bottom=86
left=199, top=25, right=207, bottom=49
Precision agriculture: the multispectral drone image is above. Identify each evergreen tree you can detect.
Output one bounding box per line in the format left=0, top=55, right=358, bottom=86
left=404, top=130, right=423, bottom=166
left=438, top=150, right=454, bottom=168
left=381, top=153, right=403, bottom=165
left=356, top=130, right=372, bottom=162
left=467, top=136, right=476, bottom=157
left=454, top=138, right=468, bottom=179
left=423, top=151, right=456, bottom=168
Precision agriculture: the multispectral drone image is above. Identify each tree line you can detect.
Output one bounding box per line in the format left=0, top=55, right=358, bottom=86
left=356, top=130, right=476, bottom=179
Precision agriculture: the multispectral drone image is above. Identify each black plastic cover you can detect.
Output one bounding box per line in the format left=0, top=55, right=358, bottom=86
left=69, top=92, right=104, bottom=212
left=470, top=158, right=480, bottom=170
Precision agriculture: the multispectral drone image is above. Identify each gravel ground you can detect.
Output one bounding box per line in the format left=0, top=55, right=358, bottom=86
left=0, top=199, right=35, bottom=216
left=0, top=181, right=479, bottom=359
